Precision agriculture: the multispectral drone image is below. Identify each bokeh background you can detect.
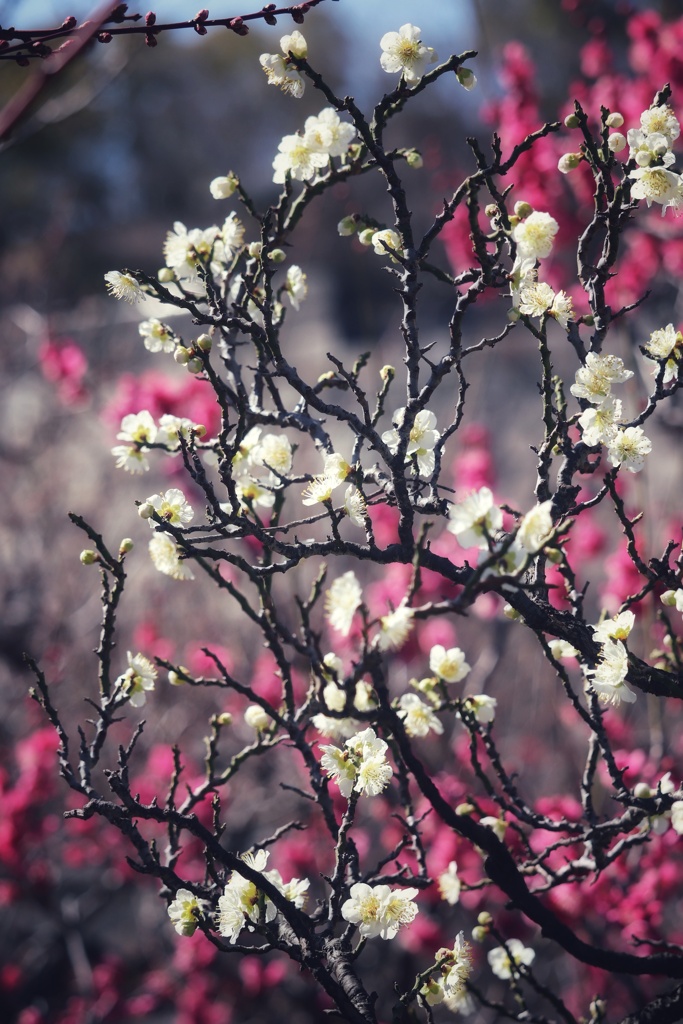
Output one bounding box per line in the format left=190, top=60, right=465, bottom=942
left=3, top=1, right=683, bottom=1022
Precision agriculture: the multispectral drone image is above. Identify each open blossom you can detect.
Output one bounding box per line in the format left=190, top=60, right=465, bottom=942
left=509, top=255, right=537, bottom=307
left=519, top=280, right=573, bottom=328
left=437, top=862, right=461, bottom=905
left=630, top=166, right=682, bottom=213
left=371, top=228, right=402, bottom=259
left=512, top=211, right=559, bottom=260
left=341, top=882, right=418, bottom=939
left=606, top=426, right=652, bottom=473
left=320, top=727, right=392, bottom=798
left=112, top=445, right=149, bottom=473
left=379, top=23, right=437, bottom=85
left=117, top=410, right=157, bottom=446
left=645, top=323, right=682, bottom=382
left=217, top=849, right=275, bottom=942
left=585, top=639, right=637, bottom=706
left=639, top=103, right=680, bottom=144
left=429, top=644, right=470, bottom=683
left=591, top=611, right=635, bottom=644
left=115, top=651, right=157, bottom=708
left=448, top=486, right=502, bottom=549
left=259, top=31, right=307, bottom=98
left=382, top=407, right=439, bottom=476
left=253, top=433, right=293, bottom=478
left=222, top=212, right=245, bottom=256
left=396, top=693, right=443, bottom=737
left=578, top=396, right=622, bottom=447
left=516, top=500, right=554, bottom=553
left=139, top=319, right=175, bottom=354
left=157, top=414, right=202, bottom=451
left=141, top=488, right=194, bottom=529
left=377, top=604, right=414, bottom=651
left=325, top=571, right=362, bottom=636
left=488, top=939, right=535, bottom=979
left=304, top=107, right=356, bottom=158
left=285, top=265, right=307, bottom=310
left=148, top=533, right=194, bottom=580
left=104, top=270, right=143, bottom=303
left=163, top=221, right=224, bottom=280
left=168, top=889, right=203, bottom=937
left=272, top=132, right=329, bottom=184
left=570, top=352, right=633, bottom=405
left=343, top=485, right=367, bottom=527
left=464, top=694, right=497, bottom=723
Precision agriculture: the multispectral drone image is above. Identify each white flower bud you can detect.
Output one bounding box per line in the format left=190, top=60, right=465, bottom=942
left=405, top=149, right=423, bottom=168
left=558, top=152, right=582, bottom=173
left=268, top=248, right=286, bottom=263
left=607, top=133, right=626, bottom=153
left=564, top=113, right=580, bottom=129
left=606, top=112, right=624, bottom=128
left=635, top=149, right=651, bottom=167
left=248, top=242, right=263, bottom=259
left=158, top=267, right=175, bottom=283
left=209, top=172, right=238, bottom=199
left=661, top=590, right=677, bottom=607
left=216, top=712, right=233, bottom=726
left=471, top=926, right=488, bottom=942
left=174, top=346, right=191, bottom=365
left=507, top=307, right=521, bottom=322
left=456, top=802, right=474, bottom=816
left=477, top=911, right=492, bottom=925
left=513, top=201, right=533, bottom=219
left=80, top=549, right=97, bottom=565
left=337, top=215, right=358, bottom=236
left=358, top=228, right=375, bottom=246
left=187, top=357, right=203, bottom=374
left=119, top=538, right=134, bottom=554
left=244, top=704, right=271, bottom=731
left=138, top=502, right=155, bottom=520
left=634, top=782, right=652, bottom=799
left=456, top=66, right=477, bottom=91
left=503, top=603, right=521, bottom=620
left=196, top=333, right=212, bottom=352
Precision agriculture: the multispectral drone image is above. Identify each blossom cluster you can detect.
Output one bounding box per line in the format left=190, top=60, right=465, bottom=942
left=572, top=353, right=652, bottom=472
left=216, top=849, right=309, bottom=943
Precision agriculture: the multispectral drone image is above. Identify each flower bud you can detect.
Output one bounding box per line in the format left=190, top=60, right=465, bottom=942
left=138, top=502, right=155, bottom=520
left=471, top=926, right=488, bottom=942
left=513, top=201, right=533, bottom=219
left=661, top=590, right=677, bottom=607
left=456, top=67, right=477, bottom=91
left=558, top=152, right=582, bottom=173
left=196, top=333, right=212, bottom=352
left=507, top=307, right=521, bottom=323
left=503, top=603, right=521, bottom=620
left=337, top=215, right=358, bottom=236
left=158, top=267, right=175, bottom=283
left=244, top=704, right=271, bottom=731
left=564, top=113, right=580, bottom=129
left=168, top=669, right=188, bottom=686
left=80, top=549, right=97, bottom=565
left=634, top=782, right=652, bottom=799
left=653, top=140, right=669, bottom=158
left=216, top=712, right=233, bottom=726
left=607, top=133, right=626, bottom=153
left=267, top=248, right=286, bottom=263
left=248, top=242, right=263, bottom=259
left=358, top=228, right=375, bottom=247
left=477, top=911, right=493, bottom=925
left=380, top=364, right=395, bottom=382
left=582, top=314, right=595, bottom=326
left=544, top=546, right=563, bottom=564
left=119, top=538, right=134, bottom=554
left=209, top=172, right=238, bottom=199
left=174, top=346, right=191, bottom=365
left=606, top=112, right=624, bottom=128
left=456, top=802, right=474, bottom=816
left=635, top=149, right=651, bottom=167
left=187, top=357, right=204, bottom=374
left=485, top=203, right=499, bottom=219
left=405, top=149, right=424, bottom=168
left=194, top=424, right=207, bottom=437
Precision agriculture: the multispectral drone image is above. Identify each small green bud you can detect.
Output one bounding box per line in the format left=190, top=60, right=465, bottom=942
left=456, top=66, right=477, bottom=91
left=80, top=549, right=97, bottom=565
left=358, top=228, right=375, bottom=247
left=119, top=538, right=134, bottom=554
left=337, top=215, right=358, bottom=237
left=456, top=802, right=475, bottom=816
left=544, top=546, right=563, bottom=564
left=380, top=364, right=395, bottom=382
left=582, top=314, right=595, bottom=327
left=661, top=590, right=677, bottom=607
left=158, top=267, right=174, bottom=283
left=196, top=333, right=212, bottom=352
left=485, top=203, right=499, bottom=219
left=558, top=152, right=582, bottom=173
left=503, top=602, right=522, bottom=620
left=268, top=248, right=286, bottom=263
left=634, top=782, right=652, bottom=799
left=471, top=926, right=488, bottom=943
left=507, top=307, right=521, bottom=323
left=513, top=200, right=533, bottom=219
left=564, top=113, right=580, bottom=129
left=405, top=149, right=423, bottom=169
left=477, top=911, right=493, bottom=925
left=187, top=357, right=203, bottom=374
left=216, top=712, right=233, bottom=726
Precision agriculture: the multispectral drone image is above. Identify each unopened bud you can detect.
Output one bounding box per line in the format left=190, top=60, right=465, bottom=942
left=606, top=112, right=624, bottom=128
left=158, top=267, right=174, bottom=283
left=119, top=538, right=134, bottom=554
left=456, top=802, right=474, bottom=816
left=174, top=346, right=191, bottom=365
left=653, top=139, right=669, bottom=158
left=635, top=150, right=651, bottom=167
left=545, top=546, right=563, bottom=564
left=337, top=215, right=358, bottom=236
left=513, top=201, right=533, bottom=219
left=168, top=669, right=188, bottom=686
left=380, top=364, right=395, bottom=382
left=80, top=549, right=97, bottom=565
left=358, top=228, right=375, bottom=247
left=405, top=149, right=423, bottom=168
left=244, top=704, right=271, bottom=731
left=607, top=133, right=626, bottom=153
left=196, top=333, right=212, bottom=352
left=582, top=314, right=595, bottom=326
left=485, top=203, right=499, bottom=219
left=248, top=242, right=263, bottom=259
left=456, top=66, right=477, bottom=91
left=194, top=424, right=207, bottom=437
left=634, top=782, right=652, bottom=799
left=564, top=113, right=580, bottom=129
left=661, top=589, right=677, bottom=607
left=187, top=357, right=203, bottom=374
left=507, top=307, right=521, bottom=322
left=558, top=152, right=582, bottom=173
left=268, top=248, right=286, bottom=263
left=503, top=603, right=521, bottom=620
left=138, top=502, right=155, bottom=520
left=477, top=911, right=493, bottom=925
left=210, top=172, right=238, bottom=199
left=471, top=926, right=488, bottom=942
left=216, top=712, right=233, bottom=726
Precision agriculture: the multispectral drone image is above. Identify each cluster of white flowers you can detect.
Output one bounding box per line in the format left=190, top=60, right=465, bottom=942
left=112, top=411, right=205, bottom=474
left=510, top=208, right=574, bottom=329
left=311, top=655, right=377, bottom=739
left=341, top=881, right=418, bottom=939
left=396, top=693, right=443, bottom=737
left=114, top=650, right=157, bottom=707
left=260, top=31, right=307, bottom=98
left=571, top=352, right=652, bottom=472
left=163, top=214, right=245, bottom=286
left=584, top=637, right=637, bottom=707
left=272, top=107, right=357, bottom=185
left=627, top=103, right=682, bottom=215
left=644, top=322, right=683, bottom=384
left=449, top=487, right=557, bottom=576
left=219, top=426, right=294, bottom=513
left=217, top=849, right=309, bottom=943
left=420, top=932, right=474, bottom=1013
left=382, top=408, right=440, bottom=477
left=320, top=726, right=393, bottom=798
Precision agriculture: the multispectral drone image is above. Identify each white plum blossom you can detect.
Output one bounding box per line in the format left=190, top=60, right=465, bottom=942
left=429, top=644, right=470, bottom=683
left=371, top=228, right=402, bottom=259
left=325, top=571, right=362, bottom=636
left=578, top=396, right=623, bottom=447
left=304, top=107, right=356, bottom=158
left=112, top=445, right=150, bottom=474
left=285, top=265, right=308, bottom=310
left=272, top=132, right=329, bottom=184
left=141, top=488, right=194, bottom=529
left=396, top=693, right=443, bottom=737
left=379, top=23, right=437, bottom=85
left=341, top=882, right=418, bottom=939
left=671, top=801, right=683, bottom=835
left=645, top=323, right=682, bottom=382
left=104, top=270, right=143, bottom=303
left=630, top=165, right=682, bottom=213
left=585, top=639, right=637, bottom=706
left=382, top=407, right=440, bottom=476
left=222, top=212, right=245, bottom=257
left=437, top=862, right=461, bottom=905
left=163, top=221, right=224, bottom=281
left=343, top=485, right=367, bottom=527
left=639, top=103, right=680, bottom=145
left=488, top=939, right=536, bottom=979
left=259, top=31, right=307, bottom=98
left=509, top=255, right=537, bottom=307
left=117, top=410, right=157, bottom=446
left=606, top=426, right=652, bottom=473
left=512, top=211, right=559, bottom=260
left=253, top=433, right=293, bottom=478
left=519, top=280, right=574, bottom=328
left=448, top=486, right=503, bottom=549
left=234, top=477, right=276, bottom=510
left=168, top=889, right=203, bottom=936
left=209, top=172, right=238, bottom=199
left=516, top=500, right=554, bottom=553
left=148, top=533, right=195, bottom=580
left=377, top=604, right=414, bottom=651
left=464, top=694, right=497, bottom=724
left=570, top=352, right=633, bottom=406
left=139, top=319, right=175, bottom=354
left=591, top=611, right=635, bottom=644
left=157, top=414, right=203, bottom=451
left=320, top=727, right=393, bottom=798
left=115, top=651, right=157, bottom=708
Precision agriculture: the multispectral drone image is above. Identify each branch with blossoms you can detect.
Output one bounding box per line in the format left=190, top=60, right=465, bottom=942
left=31, top=17, right=683, bottom=1024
